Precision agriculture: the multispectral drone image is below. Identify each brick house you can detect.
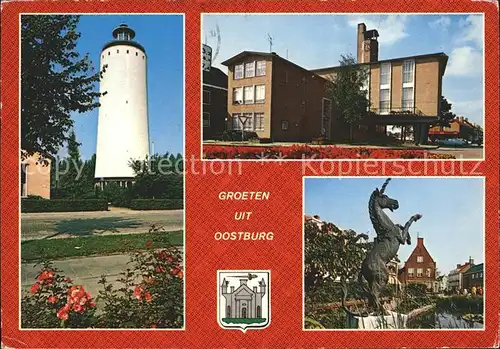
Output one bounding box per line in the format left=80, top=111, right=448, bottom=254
left=222, top=52, right=334, bottom=142
left=398, top=237, right=437, bottom=291
left=203, top=66, right=228, bottom=140
left=462, top=262, right=484, bottom=291
left=312, top=23, right=448, bottom=144
left=447, top=257, right=474, bottom=292
left=21, top=153, right=51, bottom=199
left=429, top=116, right=483, bottom=143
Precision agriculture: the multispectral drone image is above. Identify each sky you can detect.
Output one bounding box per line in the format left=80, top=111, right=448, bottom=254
left=65, top=15, right=184, bottom=160
left=203, top=14, right=484, bottom=126
left=304, top=177, right=484, bottom=275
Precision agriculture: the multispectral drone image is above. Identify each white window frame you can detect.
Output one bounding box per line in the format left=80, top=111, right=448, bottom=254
left=234, top=64, right=244, bottom=80
left=402, top=60, right=415, bottom=112
left=417, top=268, right=423, bottom=277
left=379, top=88, right=390, bottom=114
left=408, top=268, right=414, bottom=277
left=255, top=84, right=266, bottom=104
left=256, top=60, right=266, bottom=76
left=379, top=63, right=391, bottom=114
left=242, top=112, right=253, bottom=131
left=243, top=85, right=255, bottom=105
left=244, top=62, right=256, bottom=78
left=233, top=87, right=243, bottom=105
left=417, top=256, right=423, bottom=263
left=203, top=89, right=211, bottom=105
left=232, top=113, right=242, bottom=130
left=254, top=112, right=265, bottom=131
left=203, top=112, right=210, bottom=127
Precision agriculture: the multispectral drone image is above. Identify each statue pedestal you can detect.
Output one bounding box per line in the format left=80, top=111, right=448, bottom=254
left=346, top=311, right=408, bottom=329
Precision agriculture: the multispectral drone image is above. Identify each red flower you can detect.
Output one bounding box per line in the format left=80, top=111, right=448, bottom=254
left=151, top=323, right=157, bottom=328
left=176, top=271, right=184, bottom=279
left=134, top=285, right=144, bottom=300
left=144, top=291, right=153, bottom=303
left=144, top=276, right=154, bottom=285
left=89, top=301, right=96, bottom=308
left=146, top=241, right=153, bottom=248
left=155, top=266, right=166, bottom=273
left=48, top=295, right=58, bottom=304
left=30, top=283, right=40, bottom=294
left=56, top=304, right=70, bottom=320
left=73, top=304, right=84, bottom=313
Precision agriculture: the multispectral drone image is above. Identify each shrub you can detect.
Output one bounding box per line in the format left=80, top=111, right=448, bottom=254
left=437, top=295, right=483, bottom=314
left=97, top=244, right=184, bottom=328
left=21, top=262, right=98, bottom=328
left=21, top=199, right=108, bottom=212
left=130, top=199, right=183, bottom=210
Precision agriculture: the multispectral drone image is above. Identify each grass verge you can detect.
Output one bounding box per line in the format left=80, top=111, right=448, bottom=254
left=21, top=230, right=183, bottom=262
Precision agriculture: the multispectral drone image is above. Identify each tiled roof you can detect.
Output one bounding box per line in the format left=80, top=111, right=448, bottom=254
left=463, top=263, right=483, bottom=275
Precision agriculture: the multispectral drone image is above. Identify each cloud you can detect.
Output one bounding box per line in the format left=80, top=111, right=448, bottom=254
left=446, top=46, right=483, bottom=77
left=347, top=15, right=409, bottom=45
left=457, top=15, right=483, bottom=49
left=429, top=16, right=451, bottom=31
left=448, top=100, right=483, bottom=125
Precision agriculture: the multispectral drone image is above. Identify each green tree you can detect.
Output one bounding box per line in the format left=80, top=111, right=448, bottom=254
left=436, top=96, right=456, bottom=127
left=327, top=54, right=370, bottom=141
left=21, top=15, right=100, bottom=159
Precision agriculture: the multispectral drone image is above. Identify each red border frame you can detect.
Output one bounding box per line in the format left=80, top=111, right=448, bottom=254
left=2, top=1, right=499, bottom=348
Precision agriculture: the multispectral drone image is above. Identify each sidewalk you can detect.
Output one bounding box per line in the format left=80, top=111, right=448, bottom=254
left=21, top=254, right=132, bottom=297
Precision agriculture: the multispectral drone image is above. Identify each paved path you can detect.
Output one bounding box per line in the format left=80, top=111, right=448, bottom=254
left=21, top=209, right=184, bottom=241
left=21, top=254, right=132, bottom=298
left=430, top=146, right=483, bottom=160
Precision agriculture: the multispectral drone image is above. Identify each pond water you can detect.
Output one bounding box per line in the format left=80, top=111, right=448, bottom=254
left=409, top=310, right=483, bottom=329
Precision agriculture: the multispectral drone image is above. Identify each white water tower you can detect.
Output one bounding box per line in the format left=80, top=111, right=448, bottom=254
left=95, top=24, right=150, bottom=187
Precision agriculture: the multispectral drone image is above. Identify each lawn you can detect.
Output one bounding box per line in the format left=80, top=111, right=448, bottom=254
left=21, top=230, right=183, bottom=262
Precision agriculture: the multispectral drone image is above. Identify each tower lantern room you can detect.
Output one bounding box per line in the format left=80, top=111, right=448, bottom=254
left=113, top=24, right=136, bottom=41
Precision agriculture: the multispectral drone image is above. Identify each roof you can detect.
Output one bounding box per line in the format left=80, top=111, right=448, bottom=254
left=311, top=52, right=449, bottom=75
left=463, top=263, right=484, bottom=275
left=221, top=51, right=329, bottom=83
left=102, top=40, right=146, bottom=54
left=203, top=67, right=228, bottom=88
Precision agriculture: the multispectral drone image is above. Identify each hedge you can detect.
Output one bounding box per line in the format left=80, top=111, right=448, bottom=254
left=130, top=199, right=183, bottom=210
left=21, top=199, right=108, bottom=213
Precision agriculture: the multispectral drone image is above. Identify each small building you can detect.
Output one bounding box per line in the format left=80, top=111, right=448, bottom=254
left=221, top=278, right=266, bottom=319
left=203, top=64, right=228, bottom=140
left=429, top=116, right=483, bottom=143
left=398, top=237, right=437, bottom=291
left=462, top=262, right=484, bottom=291
left=436, top=274, right=448, bottom=293
left=447, top=257, right=474, bottom=292
left=20, top=153, right=51, bottom=199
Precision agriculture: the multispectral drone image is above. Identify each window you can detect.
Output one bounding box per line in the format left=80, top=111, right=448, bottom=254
left=127, top=50, right=129, bottom=54
left=380, top=63, right=391, bottom=86
left=255, top=113, right=264, bottom=131
left=417, top=256, right=423, bottom=263
left=233, top=87, right=243, bottom=104
left=203, top=90, right=211, bottom=105
left=108, top=52, right=110, bottom=56
left=417, top=268, right=423, bottom=277
left=232, top=113, right=242, bottom=130
left=281, top=120, right=289, bottom=130
left=322, top=98, right=332, bottom=118
left=256, top=61, right=266, bottom=76
left=403, top=60, right=415, bottom=85
left=379, top=89, right=390, bottom=113
left=242, top=113, right=253, bottom=131
left=244, top=86, right=254, bottom=104
left=255, top=85, right=265, bottom=103
left=244, top=62, right=255, bottom=78
left=408, top=268, right=414, bottom=277
left=136, top=52, right=138, bottom=56
left=426, top=268, right=431, bottom=277
left=21, top=164, right=27, bottom=198
left=234, top=64, right=244, bottom=79
left=402, top=87, right=414, bottom=111
left=117, top=49, right=119, bottom=53
left=472, top=274, right=475, bottom=279
left=480, top=272, right=483, bottom=278
left=203, top=112, right=210, bottom=127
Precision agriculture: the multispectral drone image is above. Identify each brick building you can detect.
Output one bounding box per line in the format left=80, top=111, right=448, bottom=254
left=312, top=23, right=448, bottom=144
left=20, top=153, right=51, bottom=199
left=462, top=262, right=483, bottom=291
left=398, top=237, right=437, bottom=291
left=218, top=23, right=448, bottom=144
left=447, top=257, right=474, bottom=292
left=429, top=116, right=483, bottom=144
left=203, top=66, right=228, bottom=140
left=222, top=52, right=333, bottom=142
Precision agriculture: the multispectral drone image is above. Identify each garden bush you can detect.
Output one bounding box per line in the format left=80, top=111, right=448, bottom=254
left=21, top=243, right=184, bottom=328
left=21, top=199, right=108, bottom=212
left=130, top=199, right=183, bottom=210
left=437, top=295, right=483, bottom=314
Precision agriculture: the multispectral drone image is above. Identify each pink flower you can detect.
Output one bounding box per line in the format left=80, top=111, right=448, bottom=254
left=48, top=295, right=58, bottom=304
left=30, top=283, right=40, bottom=294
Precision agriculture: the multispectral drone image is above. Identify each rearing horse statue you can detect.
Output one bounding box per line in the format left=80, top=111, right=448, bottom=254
left=343, top=178, right=422, bottom=316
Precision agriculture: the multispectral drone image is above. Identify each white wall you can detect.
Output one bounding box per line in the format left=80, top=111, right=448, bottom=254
left=95, top=44, right=150, bottom=179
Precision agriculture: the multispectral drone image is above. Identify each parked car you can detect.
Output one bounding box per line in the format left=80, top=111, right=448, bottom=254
left=435, top=138, right=469, bottom=147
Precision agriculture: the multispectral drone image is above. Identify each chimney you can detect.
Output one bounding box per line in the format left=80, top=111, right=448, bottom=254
left=240, top=279, right=248, bottom=286
left=417, top=237, right=424, bottom=247
left=457, top=264, right=461, bottom=268
left=469, top=256, right=474, bottom=265
left=357, top=23, right=379, bottom=64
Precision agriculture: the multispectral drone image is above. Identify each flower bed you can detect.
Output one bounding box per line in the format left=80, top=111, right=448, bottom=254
left=21, top=243, right=183, bottom=329
left=203, top=145, right=455, bottom=160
